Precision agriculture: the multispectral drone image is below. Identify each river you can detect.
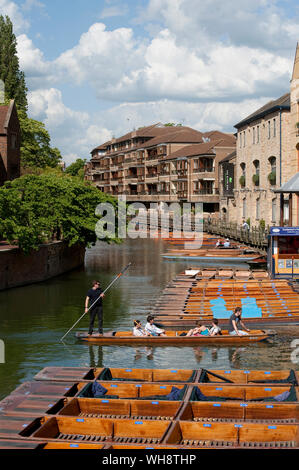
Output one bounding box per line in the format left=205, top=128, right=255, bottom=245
left=0, top=238, right=298, bottom=400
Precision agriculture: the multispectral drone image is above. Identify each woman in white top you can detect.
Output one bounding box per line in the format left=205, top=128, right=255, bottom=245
left=145, top=315, right=166, bottom=336
left=133, top=320, right=150, bottom=336
left=209, top=318, right=222, bottom=336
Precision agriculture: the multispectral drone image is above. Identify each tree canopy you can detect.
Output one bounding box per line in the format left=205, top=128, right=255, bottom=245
left=0, top=15, right=28, bottom=112
left=65, top=158, right=87, bottom=178
left=18, top=109, right=62, bottom=168
left=0, top=174, right=121, bottom=254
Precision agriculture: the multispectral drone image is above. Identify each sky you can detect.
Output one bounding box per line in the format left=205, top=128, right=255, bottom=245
left=0, top=0, right=298, bottom=165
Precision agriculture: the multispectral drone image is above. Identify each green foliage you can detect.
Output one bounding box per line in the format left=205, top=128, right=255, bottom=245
left=268, top=171, right=276, bottom=185
left=0, top=174, right=121, bottom=254
left=18, top=109, right=62, bottom=169
left=259, top=219, right=266, bottom=230
left=252, top=174, right=259, bottom=186
left=65, top=159, right=86, bottom=178
left=246, top=218, right=251, bottom=227
left=239, top=175, right=246, bottom=187
left=0, top=15, right=28, bottom=112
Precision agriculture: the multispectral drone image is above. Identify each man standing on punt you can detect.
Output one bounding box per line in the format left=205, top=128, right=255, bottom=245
left=85, top=280, right=105, bottom=336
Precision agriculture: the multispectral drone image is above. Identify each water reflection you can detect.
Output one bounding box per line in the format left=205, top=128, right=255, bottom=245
left=0, top=237, right=298, bottom=401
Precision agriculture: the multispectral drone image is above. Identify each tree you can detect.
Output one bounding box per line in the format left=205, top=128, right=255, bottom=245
left=18, top=109, right=62, bottom=168
left=0, top=174, right=121, bottom=254
left=65, top=158, right=87, bottom=178
left=0, top=15, right=28, bottom=112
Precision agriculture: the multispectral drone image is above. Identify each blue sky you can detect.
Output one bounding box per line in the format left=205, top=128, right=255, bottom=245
left=1, top=0, right=298, bottom=164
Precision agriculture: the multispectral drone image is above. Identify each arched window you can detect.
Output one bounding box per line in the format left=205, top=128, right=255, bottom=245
left=239, top=163, right=246, bottom=187
left=253, top=160, right=260, bottom=186
left=242, top=198, right=246, bottom=219
left=268, top=157, right=276, bottom=185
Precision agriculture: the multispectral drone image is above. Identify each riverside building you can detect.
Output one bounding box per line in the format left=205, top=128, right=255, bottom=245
left=86, top=124, right=235, bottom=214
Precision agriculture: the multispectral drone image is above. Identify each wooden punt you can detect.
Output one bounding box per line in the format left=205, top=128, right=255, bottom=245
left=164, top=421, right=299, bottom=448
left=180, top=401, right=299, bottom=423
left=189, top=384, right=299, bottom=402
left=25, top=416, right=172, bottom=445
left=0, top=439, right=42, bottom=449
left=57, top=397, right=182, bottom=421
left=76, top=382, right=188, bottom=401
left=33, top=367, right=197, bottom=384
left=199, top=369, right=298, bottom=386
left=76, top=329, right=271, bottom=344
left=34, top=366, right=99, bottom=382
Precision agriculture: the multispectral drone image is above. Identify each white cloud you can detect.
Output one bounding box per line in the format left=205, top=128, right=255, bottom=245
left=3, top=0, right=298, bottom=163
left=27, top=88, right=112, bottom=164
left=0, top=0, right=29, bottom=32
left=99, top=5, right=128, bottom=19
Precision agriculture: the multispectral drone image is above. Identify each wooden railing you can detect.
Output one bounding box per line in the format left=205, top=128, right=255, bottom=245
left=203, top=219, right=268, bottom=250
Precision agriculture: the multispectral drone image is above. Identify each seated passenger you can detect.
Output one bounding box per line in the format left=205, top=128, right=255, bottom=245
left=145, top=315, right=167, bottom=336
left=209, top=318, right=222, bottom=336
left=187, top=322, right=210, bottom=337
left=133, top=320, right=150, bottom=336
left=223, top=238, right=230, bottom=248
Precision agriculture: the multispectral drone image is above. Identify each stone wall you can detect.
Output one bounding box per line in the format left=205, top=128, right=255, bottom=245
left=0, top=241, right=86, bottom=291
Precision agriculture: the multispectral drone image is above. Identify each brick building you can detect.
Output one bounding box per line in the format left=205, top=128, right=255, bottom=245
left=0, top=100, right=21, bottom=186
left=86, top=124, right=235, bottom=212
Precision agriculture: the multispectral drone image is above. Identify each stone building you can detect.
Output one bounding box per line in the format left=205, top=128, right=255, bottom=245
left=0, top=100, right=21, bottom=186
left=224, top=43, right=299, bottom=228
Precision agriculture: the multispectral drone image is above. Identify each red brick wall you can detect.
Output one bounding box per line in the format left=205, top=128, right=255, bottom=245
left=0, top=241, right=86, bottom=291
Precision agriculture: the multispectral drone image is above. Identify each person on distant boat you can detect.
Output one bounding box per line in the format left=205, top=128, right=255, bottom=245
left=215, top=239, right=223, bottom=247
left=85, top=280, right=105, bottom=336
left=133, top=320, right=150, bottom=336
left=209, top=318, right=222, bottom=336
left=228, top=307, right=250, bottom=336
left=223, top=238, right=230, bottom=248
left=145, top=315, right=166, bottom=336
left=187, top=322, right=210, bottom=337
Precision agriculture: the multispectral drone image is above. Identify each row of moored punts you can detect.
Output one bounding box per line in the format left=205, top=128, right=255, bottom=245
left=150, top=274, right=299, bottom=327
left=0, top=367, right=299, bottom=449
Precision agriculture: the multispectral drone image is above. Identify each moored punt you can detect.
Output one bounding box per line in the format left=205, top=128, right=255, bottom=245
left=22, top=416, right=172, bottom=446
left=164, top=421, right=299, bottom=448
left=75, top=329, right=271, bottom=345
left=151, top=274, right=299, bottom=327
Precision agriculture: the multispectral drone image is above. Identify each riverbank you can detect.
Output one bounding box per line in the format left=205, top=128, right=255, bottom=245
left=0, top=241, right=85, bottom=291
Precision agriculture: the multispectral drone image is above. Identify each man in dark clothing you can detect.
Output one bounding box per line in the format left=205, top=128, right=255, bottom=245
left=228, top=307, right=250, bottom=336
left=85, top=280, right=105, bottom=336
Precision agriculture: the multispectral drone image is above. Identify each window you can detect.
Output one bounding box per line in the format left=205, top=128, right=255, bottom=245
left=243, top=198, right=246, bottom=219
left=272, top=199, right=277, bottom=222
left=243, top=131, right=246, bottom=147
left=253, top=160, right=260, bottom=186
left=268, top=121, right=271, bottom=139
left=253, top=127, right=255, bottom=144
left=268, top=157, right=276, bottom=185
left=273, top=118, right=276, bottom=137
left=11, top=134, right=17, bottom=149
left=239, top=132, right=242, bottom=148
left=256, top=198, right=260, bottom=220
left=257, top=125, right=260, bottom=143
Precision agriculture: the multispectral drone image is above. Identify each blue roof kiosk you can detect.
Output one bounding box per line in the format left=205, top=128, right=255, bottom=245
left=269, top=226, right=299, bottom=279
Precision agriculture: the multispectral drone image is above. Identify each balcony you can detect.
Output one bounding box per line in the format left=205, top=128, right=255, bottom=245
left=193, top=167, right=215, bottom=174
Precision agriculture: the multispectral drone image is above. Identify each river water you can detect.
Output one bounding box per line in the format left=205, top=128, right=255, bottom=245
left=0, top=238, right=298, bottom=400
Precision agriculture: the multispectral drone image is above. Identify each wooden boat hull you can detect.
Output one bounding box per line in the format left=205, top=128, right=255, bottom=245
left=76, top=330, right=270, bottom=345
left=162, top=255, right=257, bottom=262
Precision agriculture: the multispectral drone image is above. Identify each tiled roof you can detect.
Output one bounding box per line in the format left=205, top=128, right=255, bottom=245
left=164, top=141, right=222, bottom=160
left=234, top=93, right=290, bottom=129
left=219, top=150, right=236, bottom=164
